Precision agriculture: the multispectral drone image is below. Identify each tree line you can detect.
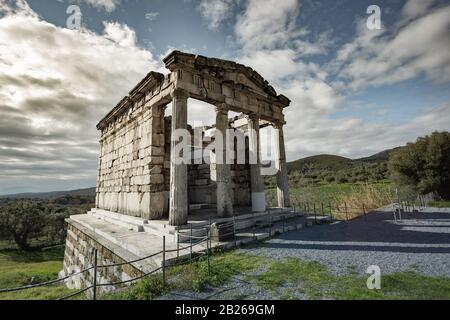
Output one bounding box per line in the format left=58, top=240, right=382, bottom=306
left=0, top=196, right=93, bottom=251
left=1, top=131, right=449, bottom=251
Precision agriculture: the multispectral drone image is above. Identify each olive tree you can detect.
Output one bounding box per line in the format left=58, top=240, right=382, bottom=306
left=0, top=200, right=48, bottom=250
left=388, top=131, right=450, bottom=199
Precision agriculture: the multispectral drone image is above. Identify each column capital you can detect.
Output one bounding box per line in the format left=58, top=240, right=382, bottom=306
left=214, top=103, right=229, bottom=115
left=170, top=87, right=189, bottom=99
left=272, top=120, right=284, bottom=129
left=244, top=113, right=260, bottom=122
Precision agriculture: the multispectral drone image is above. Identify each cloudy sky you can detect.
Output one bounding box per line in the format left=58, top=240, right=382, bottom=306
left=0, top=0, right=449, bottom=195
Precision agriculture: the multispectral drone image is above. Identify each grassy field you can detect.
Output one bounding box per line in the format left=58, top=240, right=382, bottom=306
left=1, top=227, right=449, bottom=300
left=250, top=257, right=450, bottom=300
left=266, top=181, right=393, bottom=206
left=0, top=181, right=447, bottom=300
left=0, top=245, right=77, bottom=300
left=102, top=248, right=450, bottom=300
left=428, top=200, right=450, bottom=208
left=266, top=181, right=394, bottom=220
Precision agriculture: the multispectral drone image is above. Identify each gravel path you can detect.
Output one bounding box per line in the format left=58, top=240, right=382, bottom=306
left=240, top=207, right=450, bottom=277
left=159, top=207, right=450, bottom=299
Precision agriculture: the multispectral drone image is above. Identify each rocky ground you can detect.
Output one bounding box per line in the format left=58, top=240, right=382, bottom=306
left=159, top=207, right=450, bottom=300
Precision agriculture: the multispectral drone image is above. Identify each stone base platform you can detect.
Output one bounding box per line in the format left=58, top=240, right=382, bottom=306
left=61, top=207, right=331, bottom=296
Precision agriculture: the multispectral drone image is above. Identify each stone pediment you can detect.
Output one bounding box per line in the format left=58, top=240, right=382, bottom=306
left=163, top=51, right=281, bottom=100
left=97, top=51, right=291, bottom=132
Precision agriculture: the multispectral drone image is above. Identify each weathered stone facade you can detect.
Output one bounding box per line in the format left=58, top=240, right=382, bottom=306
left=95, top=83, right=167, bottom=220
left=94, top=51, right=291, bottom=226
left=62, top=51, right=292, bottom=293
left=62, top=220, right=144, bottom=296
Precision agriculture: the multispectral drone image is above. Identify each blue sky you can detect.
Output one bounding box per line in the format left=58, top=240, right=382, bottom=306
left=0, top=0, right=449, bottom=194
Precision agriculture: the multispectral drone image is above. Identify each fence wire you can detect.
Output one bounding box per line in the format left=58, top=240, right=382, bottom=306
left=2, top=197, right=425, bottom=299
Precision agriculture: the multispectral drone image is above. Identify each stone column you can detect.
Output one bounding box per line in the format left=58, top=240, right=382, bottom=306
left=273, top=122, right=290, bottom=208
left=247, top=115, right=266, bottom=212
left=215, top=104, right=233, bottom=217
left=169, top=88, right=189, bottom=226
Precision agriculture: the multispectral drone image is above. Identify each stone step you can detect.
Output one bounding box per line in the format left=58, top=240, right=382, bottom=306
left=89, top=210, right=145, bottom=232
left=189, top=203, right=213, bottom=210
left=142, top=224, right=178, bottom=243
left=88, top=208, right=180, bottom=241
left=90, top=208, right=149, bottom=225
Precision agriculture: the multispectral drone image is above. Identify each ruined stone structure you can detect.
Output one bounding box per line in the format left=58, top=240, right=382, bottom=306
left=62, top=51, right=291, bottom=290
left=94, top=51, right=290, bottom=226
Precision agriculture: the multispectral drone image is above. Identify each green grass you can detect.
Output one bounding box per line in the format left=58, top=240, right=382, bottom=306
left=266, top=181, right=392, bottom=207
left=251, top=257, right=450, bottom=300
left=102, top=248, right=450, bottom=301
left=102, top=249, right=268, bottom=300
left=428, top=200, right=450, bottom=208
left=0, top=246, right=78, bottom=300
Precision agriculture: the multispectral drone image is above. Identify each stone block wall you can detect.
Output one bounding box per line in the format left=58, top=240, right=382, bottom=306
left=62, top=221, right=143, bottom=297
left=188, top=163, right=215, bottom=204
left=96, top=102, right=252, bottom=219
left=187, top=163, right=251, bottom=206
left=96, top=97, right=166, bottom=220
left=231, top=164, right=251, bottom=206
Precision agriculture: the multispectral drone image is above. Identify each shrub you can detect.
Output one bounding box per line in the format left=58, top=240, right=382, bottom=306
left=333, top=184, right=393, bottom=220
left=389, top=131, right=450, bottom=199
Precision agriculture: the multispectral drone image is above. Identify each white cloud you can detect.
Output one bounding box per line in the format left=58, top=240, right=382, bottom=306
left=145, top=11, right=159, bottom=21
left=0, top=0, right=37, bottom=17
left=293, top=30, right=334, bottom=56
left=198, top=0, right=236, bottom=31
left=334, top=4, right=450, bottom=90
left=238, top=49, right=301, bottom=82
left=79, top=0, right=120, bottom=13
left=103, top=21, right=137, bottom=47
left=0, top=2, right=160, bottom=194
left=231, top=0, right=450, bottom=162
left=235, top=0, right=301, bottom=51
left=283, top=102, right=450, bottom=161
left=399, top=0, right=437, bottom=25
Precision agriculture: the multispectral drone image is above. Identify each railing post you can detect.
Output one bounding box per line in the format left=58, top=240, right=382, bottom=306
left=92, top=249, right=98, bottom=301
left=176, top=225, right=179, bottom=259
left=206, top=229, right=211, bottom=276
left=329, top=202, right=333, bottom=221
left=313, top=203, right=317, bottom=224
left=162, top=236, right=166, bottom=288
left=363, top=203, right=367, bottom=221
left=209, top=217, right=212, bottom=251
left=294, top=206, right=298, bottom=230
left=252, top=212, right=256, bottom=240
left=189, top=223, right=193, bottom=262
left=344, top=202, right=348, bottom=221
left=321, top=202, right=324, bottom=216
left=268, top=209, right=272, bottom=237
left=233, top=215, right=237, bottom=247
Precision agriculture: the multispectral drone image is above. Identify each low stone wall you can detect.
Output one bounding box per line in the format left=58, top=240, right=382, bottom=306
left=61, top=220, right=144, bottom=297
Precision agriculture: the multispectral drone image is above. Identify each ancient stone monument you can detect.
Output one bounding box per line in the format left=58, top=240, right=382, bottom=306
left=62, top=51, right=291, bottom=292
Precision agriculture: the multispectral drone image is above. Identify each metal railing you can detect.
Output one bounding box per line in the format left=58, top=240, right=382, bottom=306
left=0, top=205, right=333, bottom=300
left=0, top=229, right=212, bottom=300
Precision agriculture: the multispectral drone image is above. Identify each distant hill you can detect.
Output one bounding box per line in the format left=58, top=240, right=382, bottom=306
left=0, top=187, right=96, bottom=199
left=355, top=147, right=399, bottom=162
left=287, top=154, right=352, bottom=173
left=1, top=149, right=397, bottom=199
left=287, top=148, right=396, bottom=173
